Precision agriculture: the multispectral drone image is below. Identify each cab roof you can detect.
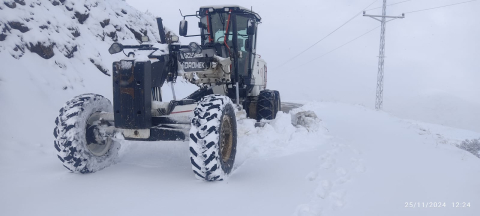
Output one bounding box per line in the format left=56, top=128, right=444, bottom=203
left=200, top=5, right=250, bottom=11
left=199, top=5, right=261, bottom=21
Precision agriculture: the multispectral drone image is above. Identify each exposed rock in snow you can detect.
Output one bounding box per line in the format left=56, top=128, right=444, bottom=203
left=291, top=110, right=320, bottom=131
left=27, top=41, right=54, bottom=59
left=0, top=0, right=169, bottom=74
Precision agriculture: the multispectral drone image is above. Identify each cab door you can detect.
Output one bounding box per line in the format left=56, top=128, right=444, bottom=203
left=235, top=15, right=257, bottom=85
left=247, top=20, right=257, bottom=81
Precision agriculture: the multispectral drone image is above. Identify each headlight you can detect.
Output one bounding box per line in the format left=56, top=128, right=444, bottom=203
left=189, top=42, right=202, bottom=54
left=171, top=35, right=179, bottom=43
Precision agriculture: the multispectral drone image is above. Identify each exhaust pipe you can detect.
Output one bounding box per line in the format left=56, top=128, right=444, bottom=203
left=156, top=17, right=167, bottom=44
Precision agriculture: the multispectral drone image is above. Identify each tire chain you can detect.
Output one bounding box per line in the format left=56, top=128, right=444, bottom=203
left=256, top=90, right=275, bottom=121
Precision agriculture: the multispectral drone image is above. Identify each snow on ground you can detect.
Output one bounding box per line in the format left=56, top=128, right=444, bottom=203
left=294, top=102, right=480, bottom=216
left=1, top=100, right=479, bottom=216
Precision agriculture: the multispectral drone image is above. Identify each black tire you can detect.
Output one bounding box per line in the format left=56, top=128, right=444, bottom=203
left=242, top=97, right=256, bottom=119
left=256, top=90, right=278, bottom=121
left=189, top=95, right=237, bottom=181
left=242, top=99, right=251, bottom=118
left=273, top=90, right=281, bottom=113
left=53, top=93, right=120, bottom=173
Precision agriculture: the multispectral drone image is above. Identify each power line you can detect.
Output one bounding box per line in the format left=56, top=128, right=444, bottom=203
left=300, top=26, right=380, bottom=66
left=405, top=0, right=478, bottom=13
left=277, top=0, right=477, bottom=70
left=294, top=0, right=478, bottom=66
left=275, top=0, right=379, bottom=69
left=366, top=0, right=412, bottom=11
left=364, top=0, right=405, bottom=110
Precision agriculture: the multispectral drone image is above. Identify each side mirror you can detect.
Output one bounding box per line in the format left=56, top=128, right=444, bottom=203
left=108, top=43, right=124, bottom=54
left=141, top=36, right=149, bottom=42
left=179, top=19, right=188, bottom=36
left=245, top=39, right=250, bottom=50
left=198, top=22, right=207, bottom=29
left=247, top=19, right=255, bottom=35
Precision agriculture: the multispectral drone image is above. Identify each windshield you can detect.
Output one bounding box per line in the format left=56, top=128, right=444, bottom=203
left=200, top=13, right=250, bottom=52
left=201, top=12, right=232, bottom=45
left=235, top=15, right=249, bottom=52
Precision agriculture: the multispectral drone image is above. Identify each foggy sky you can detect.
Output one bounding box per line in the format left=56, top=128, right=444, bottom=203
left=127, top=0, right=478, bottom=106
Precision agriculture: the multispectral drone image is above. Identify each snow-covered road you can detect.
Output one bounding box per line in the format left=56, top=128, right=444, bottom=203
left=281, top=102, right=303, bottom=113
left=295, top=103, right=480, bottom=216
left=1, top=102, right=479, bottom=216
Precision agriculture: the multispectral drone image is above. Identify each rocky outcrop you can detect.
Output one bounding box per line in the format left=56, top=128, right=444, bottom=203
left=4, top=1, right=16, bottom=9
left=74, top=11, right=89, bottom=24
left=14, top=0, right=26, bottom=6
left=89, top=58, right=110, bottom=76
left=100, top=19, right=110, bottom=28
left=27, top=42, right=55, bottom=59
left=0, top=0, right=167, bottom=65
left=8, top=21, right=29, bottom=33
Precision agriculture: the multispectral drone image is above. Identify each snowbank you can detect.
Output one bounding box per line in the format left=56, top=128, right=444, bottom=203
left=236, top=110, right=329, bottom=162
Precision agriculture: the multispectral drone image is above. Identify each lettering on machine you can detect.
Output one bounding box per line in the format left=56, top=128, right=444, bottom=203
left=182, top=62, right=205, bottom=69
left=181, top=53, right=204, bottom=59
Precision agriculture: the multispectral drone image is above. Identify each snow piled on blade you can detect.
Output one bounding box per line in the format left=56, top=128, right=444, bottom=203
left=120, top=61, right=133, bottom=70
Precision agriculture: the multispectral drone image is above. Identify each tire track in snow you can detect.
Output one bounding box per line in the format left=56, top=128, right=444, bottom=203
left=294, top=138, right=367, bottom=215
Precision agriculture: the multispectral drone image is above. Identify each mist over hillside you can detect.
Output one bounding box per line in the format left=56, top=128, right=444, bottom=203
left=1, top=0, right=477, bottom=133
left=126, top=0, right=480, bottom=132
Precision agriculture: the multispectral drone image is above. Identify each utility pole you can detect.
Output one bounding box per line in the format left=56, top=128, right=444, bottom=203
left=364, top=0, right=404, bottom=110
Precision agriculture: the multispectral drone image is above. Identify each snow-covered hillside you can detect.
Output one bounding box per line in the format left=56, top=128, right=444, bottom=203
left=386, top=89, right=480, bottom=133
left=1, top=0, right=165, bottom=61
left=0, top=0, right=195, bottom=145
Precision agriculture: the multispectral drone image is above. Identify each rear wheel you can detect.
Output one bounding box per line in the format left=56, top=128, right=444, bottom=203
left=256, top=90, right=281, bottom=121
left=273, top=90, right=281, bottom=114
left=189, top=95, right=237, bottom=181
left=53, top=94, right=120, bottom=173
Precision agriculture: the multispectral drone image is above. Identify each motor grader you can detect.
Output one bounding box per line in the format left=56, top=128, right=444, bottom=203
left=53, top=5, right=281, bottom=181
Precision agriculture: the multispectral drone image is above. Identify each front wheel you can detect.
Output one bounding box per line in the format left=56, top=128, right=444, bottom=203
left=189, top=95, right=237, bottom=181
left=53, top=93, right=120, bottom=173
